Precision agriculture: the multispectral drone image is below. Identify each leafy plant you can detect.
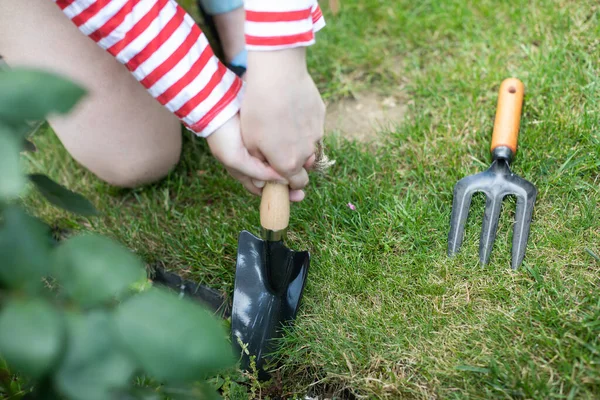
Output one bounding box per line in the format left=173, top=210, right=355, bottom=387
left=0, top=68, right=99, bottom=216
left=0, top=67, right=235, bottom=399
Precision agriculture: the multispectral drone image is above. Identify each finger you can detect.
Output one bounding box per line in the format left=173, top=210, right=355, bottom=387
left=233, top=149, right=284, bottom=183
left=303, top=153, right=316, bottom=170
left=249, top=148, right=266, bottom=163
left=242, top=180, right=262, bottom=197
left=228, top=169, right=263, bottom=197
left=286, top=167, right=310, bottom=191
left=252, top=179, right=265, bottom=188
left=238, top=175, right=262, bottom=197
left=289, top=189, right=305, bottom=202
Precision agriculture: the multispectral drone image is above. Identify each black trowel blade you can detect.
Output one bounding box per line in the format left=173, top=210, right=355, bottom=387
left=231, top=230, right=310, bottom=376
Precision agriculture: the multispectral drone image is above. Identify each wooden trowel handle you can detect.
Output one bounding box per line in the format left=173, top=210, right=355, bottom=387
left=260, top=182, right=290, bottom=232
left=491, top=78, right=525, bottom=155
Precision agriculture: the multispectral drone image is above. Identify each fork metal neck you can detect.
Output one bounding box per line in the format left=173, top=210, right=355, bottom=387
left=491, top=146, right=514, bottom=164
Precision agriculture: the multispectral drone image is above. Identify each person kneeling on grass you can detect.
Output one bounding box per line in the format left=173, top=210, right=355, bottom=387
left=0, top=0, right=326, bottom=202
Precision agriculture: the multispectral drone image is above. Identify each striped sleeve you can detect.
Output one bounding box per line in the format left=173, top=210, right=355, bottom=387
left=244, top=0, right=326, bottom=51
left=53, top=0, right=244, bottom=137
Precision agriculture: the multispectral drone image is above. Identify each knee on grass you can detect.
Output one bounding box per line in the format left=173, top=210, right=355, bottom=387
left=89, top=148, right=181, bottom=189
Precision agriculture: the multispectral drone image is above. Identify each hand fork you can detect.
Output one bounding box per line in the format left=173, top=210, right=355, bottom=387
left=447, top=78, right=537, bottom=269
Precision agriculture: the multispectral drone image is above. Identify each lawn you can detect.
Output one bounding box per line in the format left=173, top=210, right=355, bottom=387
left=22, top=0, right=599, bottom=398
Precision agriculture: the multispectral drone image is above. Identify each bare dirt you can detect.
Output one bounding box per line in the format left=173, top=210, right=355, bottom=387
left=324, top=91, right=408, bottom=144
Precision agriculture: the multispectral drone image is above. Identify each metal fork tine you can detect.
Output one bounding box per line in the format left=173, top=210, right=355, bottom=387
left=447, top=78, right=535, bottom=268
left=448, top=182, right=475, bottom=256
left=479, top=193, right=503, bottom=265
left=511, top=190, right=537, bottom=269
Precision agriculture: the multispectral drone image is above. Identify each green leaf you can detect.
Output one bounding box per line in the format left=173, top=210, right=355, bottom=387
left=0, top=68, right=86, bottom=125
left=0, top=298, right=64, bottom=379
left=192, top=383, right=223, bottom=400
left=163, top=384, right=223, bottom=400
left=113, top=388, right=162, bottom=400
left=0, top=206, right=52, bottom=292
left=223, top=380, right=249, bottom=400
left=0, top=129, right=26, bottom=199
left=0, top=118, right=44, bottom=140
left=20, top=120, right=44, bottom=152
left=52, top=234, right=147, bottom=307
left=28, top=174, right=99, bottom=216
left=23, top=120, right=46, bottom=138
left=113, top=287, right=234, bottom=384
left=54, top=310, right=137, bottom=400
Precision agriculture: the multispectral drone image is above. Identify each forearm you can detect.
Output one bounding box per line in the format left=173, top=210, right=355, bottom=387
left=54, top=0, right=243, bottom=137
left=247, top=47, right=306, bottom=74
left=242, top=0, right=324, bottom=83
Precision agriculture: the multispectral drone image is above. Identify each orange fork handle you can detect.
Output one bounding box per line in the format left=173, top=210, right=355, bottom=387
left=491, top=78, right=525, bottom=155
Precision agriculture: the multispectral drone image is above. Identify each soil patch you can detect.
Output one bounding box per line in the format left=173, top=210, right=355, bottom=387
left=325, top=91, right=408, bottom=144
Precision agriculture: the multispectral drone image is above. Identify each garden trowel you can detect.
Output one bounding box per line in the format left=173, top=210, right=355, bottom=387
left=231, top=183, right=310, bottom=378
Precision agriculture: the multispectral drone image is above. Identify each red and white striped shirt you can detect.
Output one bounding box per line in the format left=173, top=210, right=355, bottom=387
left=245, top=0, right=325, bottom=50
left=53, top=0, right=325, bottom=137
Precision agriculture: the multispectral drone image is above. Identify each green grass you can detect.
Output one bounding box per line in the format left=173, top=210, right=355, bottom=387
left=22, top=0, right=600, bottom=398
